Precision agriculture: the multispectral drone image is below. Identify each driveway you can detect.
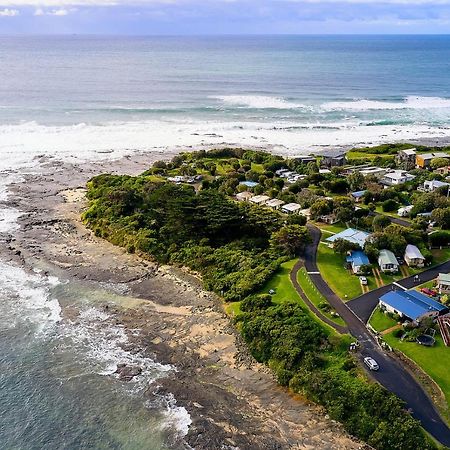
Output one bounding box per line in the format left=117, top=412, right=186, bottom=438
left=304, top=224, right=450, bottom=446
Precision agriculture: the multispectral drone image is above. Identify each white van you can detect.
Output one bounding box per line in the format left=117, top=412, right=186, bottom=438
left=364, top=357, right=379, bottom=371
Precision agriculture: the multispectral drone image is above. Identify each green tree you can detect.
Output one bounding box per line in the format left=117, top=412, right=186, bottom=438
left=372, top=215, right=391, bottom=232
left=270, top=225, right=311, bottom=257
left=430, top=157, right=450, bottom=170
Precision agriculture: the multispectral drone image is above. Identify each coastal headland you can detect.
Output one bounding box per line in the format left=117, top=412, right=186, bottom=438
left=2, top=152, right=365, bottom=450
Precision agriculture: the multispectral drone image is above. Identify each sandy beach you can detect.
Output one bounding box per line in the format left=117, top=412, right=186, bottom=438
left=0, top=152, right=369, bottom=450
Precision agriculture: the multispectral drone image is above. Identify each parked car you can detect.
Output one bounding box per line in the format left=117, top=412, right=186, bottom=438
left=421, top=287, right=438, bottom=297
left=359, top=276, right=368, bottom=285
left=364, top=357, right=379, bottom=371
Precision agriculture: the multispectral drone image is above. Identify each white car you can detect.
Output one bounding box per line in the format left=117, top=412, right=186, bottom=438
left=359, top=276, right=368, bottom=285
left=364, top=357, right=379, bottom=371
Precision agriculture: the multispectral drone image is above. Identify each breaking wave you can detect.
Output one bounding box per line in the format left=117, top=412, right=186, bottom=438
left=212, top=95, right=306, bottom=109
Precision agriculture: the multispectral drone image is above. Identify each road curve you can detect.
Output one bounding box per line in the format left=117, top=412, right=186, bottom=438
left=304, top=224, right=450, bottom=447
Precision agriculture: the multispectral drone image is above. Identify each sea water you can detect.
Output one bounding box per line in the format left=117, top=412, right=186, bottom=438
left=0, top=35, right=450, bottom=449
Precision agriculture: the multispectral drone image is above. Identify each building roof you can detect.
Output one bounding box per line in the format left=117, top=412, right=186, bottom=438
left=346, top=250, right=370, bottom=267
left=236, top=191, right=253, bottom=200
left=405, top=244, right=425, bottom=260
left=400, top=148, right=417, bottom=155
left=325, top=228, right=371, bottom=248
left=350, top=190, right=367, bottom=199
left=250, top=195, right=270, bottom=204
left=418, top=152, right=449, bottom=161
left=378, top=249, right=398, bottom=266
left=425, top=179, right=449, bottom=189
left=438, top=273, right=450, bottom=284
left=240, top=181, right=259, bottom=188
left=380, top=290, right=447, bottom=321
left=266, top=198, right=285, bottom=208
left=282, top=202, right=302, bottom=212
left=384, top=170, right=409, bottom=180
left=398, top=205, right=413, bottom=213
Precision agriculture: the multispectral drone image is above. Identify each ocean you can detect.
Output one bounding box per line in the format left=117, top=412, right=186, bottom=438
left=0, top=35, right=450, bottom=449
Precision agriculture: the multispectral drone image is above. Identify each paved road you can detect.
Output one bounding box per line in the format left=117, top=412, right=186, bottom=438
left=305, top=224, right=450, bottom=447
left=347, top=259, right=450, bottom=323
left=369, top=210, right=411, bottom=228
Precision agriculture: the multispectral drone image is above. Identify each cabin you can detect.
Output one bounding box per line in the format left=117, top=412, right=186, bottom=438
left=437, top=273, right=450, bottom=295
left=321, top=151, right=347, bottom=168
left=249, top=195, right=270, bottom=206
left=282, top=203, right=302, bottom=214
left=404, top=244, right=425, bottom=268
left=359, top=167, right=387, bottom=178
left=378, top=249, right=399, bottom=273
left=300, top=208, right=312, bottom=221
left=379, top=290, right=448, bottom=323
left=346, top=250, right=370, bottom=274
left=236, top=191, right=254, bottom=202
left=319, top=214, right=339, bottom=225
left=265, top=198, right=285, bottom=210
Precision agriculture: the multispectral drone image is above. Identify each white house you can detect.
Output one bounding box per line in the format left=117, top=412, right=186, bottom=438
left=381, top=170, right=415, bottom=186
left=300, top=208, right=311, bottom=221
left=422, top=179, right=450, bottom=193
left=250, top=195, right=270, bottom=206
left=398, top=205, right=414, bottom=217
left=282, top=203, right=302, bottom=214
left=359, top=167, right=387, bottom=178
left=265, top=198, right=285, bottom=210
left=378, top=249, right=399, bottom=273
left=236, top=191, right=253, bottom=202
left=404, top=244, right=425, bottom=268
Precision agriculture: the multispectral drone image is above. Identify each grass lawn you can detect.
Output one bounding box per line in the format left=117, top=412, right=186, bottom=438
left=368, top=307, right=398, bottom=333
left=374, top=205, right=411, bottom=222
left=315, top=222, right=347, bottom=235
left=226, top=259, right=340, bottom=335
left=383, top=332, right=450, bottom=418
left=316, top=242, right=369, bottom=300
left=297, top=268, right=346, bottom=327
left=432, top=247, right=450, bottom=266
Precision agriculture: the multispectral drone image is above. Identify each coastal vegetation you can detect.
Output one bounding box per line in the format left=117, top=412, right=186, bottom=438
left=83, top=147, right=444, bottom=450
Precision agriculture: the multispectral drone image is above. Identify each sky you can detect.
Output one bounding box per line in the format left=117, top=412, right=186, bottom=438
left=0, top=0, right=449, bottom=34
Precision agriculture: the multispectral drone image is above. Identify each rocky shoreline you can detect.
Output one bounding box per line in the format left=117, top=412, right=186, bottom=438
left=1, top=153, right=367, bottom=450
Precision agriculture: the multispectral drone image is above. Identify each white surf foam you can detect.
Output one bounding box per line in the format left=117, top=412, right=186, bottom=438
left=162, top=393, right=193, bottom=438
left=0, top=262, right=62, bottom=334
left=322, top=96, right=450, bottom=111
left=212, top=95, right=306, bottom=109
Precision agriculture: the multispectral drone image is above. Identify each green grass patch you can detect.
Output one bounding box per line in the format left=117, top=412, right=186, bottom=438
left=384, top=332, right=450, bottom=418
left=316, top=243, right=366, bottom=300
left=315, top=221, right=347, bottom=235
left=368, top=307, right=398, bottom=332
left=297, top=268, right=346, bottom=327
left=432, top=247, right=450, bottom=266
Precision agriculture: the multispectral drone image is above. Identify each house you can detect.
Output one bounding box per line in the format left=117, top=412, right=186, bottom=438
left=321, top=151, right=347, bottom=168
left=437, top=273, right=450, bottom=294
left=396, top=148, right=417, bottom=170
left=422, top=179, right=450, bottom=193
left=294, top=156, right=316, bottom=166
left=300, top=208, right=312, bottom=220
left=416, top=152, right=449, bottom=169
left=325, top=228, right=371, bottom=249
left=319, top=214, right=339, bottom=225
left=346, top=250, right=370, bottom=274
left=236, top=191, right=254, bottom=202
left=378, top=249, right=399, bottom=273
left=350, top=190, right=367, bottom=203
left=398, top=205, right=414, bottom=217
left=282, top=203, right=302, bottom=214
left=275, top=168, right=289, bottom=176
left=319, top=169, right=331, bottom=175
left=381, top=170, right=415, bottom=186
left=249, top=195, right=270, bottom=206
left=379, top=290, right=448, bottom=322
left=265, top=198, right=285, bottom=210
left=404, top=244, right=425, bottom=268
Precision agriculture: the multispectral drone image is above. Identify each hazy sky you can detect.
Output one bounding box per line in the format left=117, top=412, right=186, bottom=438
left=0, top=0, right=449, bottom=34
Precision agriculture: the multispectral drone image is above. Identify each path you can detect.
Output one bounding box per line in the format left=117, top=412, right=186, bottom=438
left=303, top=223, right=450, bottom=447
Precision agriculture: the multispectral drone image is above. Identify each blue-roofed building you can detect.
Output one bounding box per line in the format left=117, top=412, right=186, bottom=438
left=239, top=181, right=259, bottom=188
left=325, top=228, right=371, bottom=249
left=379, top=290, right=448, bottom=322
left=346, top=250, right=370, bottom=274
left=350, top=190, right=367, bottom=203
